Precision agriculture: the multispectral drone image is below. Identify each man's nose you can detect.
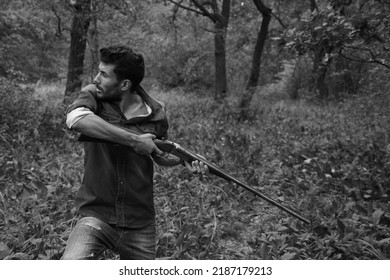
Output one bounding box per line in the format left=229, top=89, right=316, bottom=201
left=93, top=73, right=100, bottom=84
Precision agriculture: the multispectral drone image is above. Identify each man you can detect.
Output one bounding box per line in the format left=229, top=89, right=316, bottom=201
left=63, top=45, right=207, bottom=260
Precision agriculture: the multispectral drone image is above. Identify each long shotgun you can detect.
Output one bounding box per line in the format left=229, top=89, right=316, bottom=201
left=155, top=139, right=310, bottom=224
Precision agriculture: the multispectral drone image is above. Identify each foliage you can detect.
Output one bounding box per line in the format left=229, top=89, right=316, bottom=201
left=286, top=0, right=390, bottom=62
left=154, top=81, right=390, bottom=259
left=283, top=0, right=390, bottom=98
left=2, top=74, right=389, bottom=259
left=1, top=0, right=389, bottom=97
left=0, top=0, right=70, bottom=82
left=0, top=77, right=78, bottom=259
left=286, top=5, right=355, bottom=54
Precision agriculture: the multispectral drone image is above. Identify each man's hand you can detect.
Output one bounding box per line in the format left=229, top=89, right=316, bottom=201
left=134, top=133, right=164, bottom=155
left=184, top=159, right=209, bottom=175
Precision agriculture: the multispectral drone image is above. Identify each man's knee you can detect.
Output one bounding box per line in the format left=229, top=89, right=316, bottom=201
left=61, top=217, right=108, bottom=260
left=62, top=249, right=103, bottom=260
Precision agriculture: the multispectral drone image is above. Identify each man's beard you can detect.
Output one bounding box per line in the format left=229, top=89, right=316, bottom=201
left=98, top=94, right=122, bottom=102
left=96, top=86, right=122, bottom=102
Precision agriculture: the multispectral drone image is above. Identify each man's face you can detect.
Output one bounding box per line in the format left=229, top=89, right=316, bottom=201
left=93, top=62, right=122, bottom=101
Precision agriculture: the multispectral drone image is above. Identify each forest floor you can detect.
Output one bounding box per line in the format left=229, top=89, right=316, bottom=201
left=0, top=77, right=389, bottom=260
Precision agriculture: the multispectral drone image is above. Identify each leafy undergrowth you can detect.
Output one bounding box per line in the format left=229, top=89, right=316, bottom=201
left=1, top=79, right=389, bottom=260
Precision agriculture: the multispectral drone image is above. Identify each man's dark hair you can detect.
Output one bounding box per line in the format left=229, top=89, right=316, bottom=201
left=99, top=45, right=145, bottom=88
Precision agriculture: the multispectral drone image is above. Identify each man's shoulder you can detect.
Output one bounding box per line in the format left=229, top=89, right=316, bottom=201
left=67, top=84, right=100, bottom=114
left=78, top=84, right=100, bottom=105
left=81, top=84, right=97, bottom=95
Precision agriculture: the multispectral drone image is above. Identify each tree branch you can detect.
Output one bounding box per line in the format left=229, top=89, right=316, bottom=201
left=51, top=5, right=63, bottom=37
left=270, top=10, right=286, bottom=29
left=191, top=0, right=219, bottom=22
left=167, top=0, right=205, bottom=16
left=339, top=47, right=390, bottom=69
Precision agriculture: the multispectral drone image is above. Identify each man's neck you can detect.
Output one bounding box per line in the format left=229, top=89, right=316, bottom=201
left=117, top=91, right=148, bottom=120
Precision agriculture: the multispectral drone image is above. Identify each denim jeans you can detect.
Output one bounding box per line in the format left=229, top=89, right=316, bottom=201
left=62, top=217, right=156, bottom=260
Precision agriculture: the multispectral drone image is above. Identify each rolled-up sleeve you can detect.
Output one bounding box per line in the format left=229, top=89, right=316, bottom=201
left=66, top=107, right=94, bottom=129
left=66, top=85, right=100, bottom=129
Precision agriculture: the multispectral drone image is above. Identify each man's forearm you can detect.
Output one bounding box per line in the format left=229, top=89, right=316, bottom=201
left=72, top=114, right=138, bottom=146
left=71, top=114, right=160, bottom=155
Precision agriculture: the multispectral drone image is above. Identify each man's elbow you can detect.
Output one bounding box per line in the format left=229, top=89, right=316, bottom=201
left=70, top=119, right=82, bottom=131
left=66, top=107, right=94, bottom=130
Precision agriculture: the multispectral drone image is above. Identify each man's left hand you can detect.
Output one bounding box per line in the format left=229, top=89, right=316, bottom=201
left=184, top=160, right=209, bottom=175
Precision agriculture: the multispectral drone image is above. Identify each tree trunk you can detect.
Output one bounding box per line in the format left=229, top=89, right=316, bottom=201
left=88, top=1, right=99, bottom=81
left=313, top=48, right=331, bottom=99
left=175, top=0, right=230, bottom=99
left=240, top=0, right=271, bottom=116
left=317, top=64, right=329, bottom=99
left=64, top=0, right=91, bottom=105
left=212, top=0, right=230, bottom=100
left=310, top=0, right=317, bottom=12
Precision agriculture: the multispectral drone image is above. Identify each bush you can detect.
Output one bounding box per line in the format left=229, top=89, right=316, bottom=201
left=150, top=44, right=214, bottom=90
left=0, top=77, right=37, bottom=132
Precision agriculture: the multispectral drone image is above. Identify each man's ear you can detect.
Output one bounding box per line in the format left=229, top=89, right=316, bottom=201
left=120, top=79, right=132, bottom=91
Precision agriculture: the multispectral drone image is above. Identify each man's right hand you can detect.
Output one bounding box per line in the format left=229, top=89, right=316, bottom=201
left=134, top=133, right=164, bottom=155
